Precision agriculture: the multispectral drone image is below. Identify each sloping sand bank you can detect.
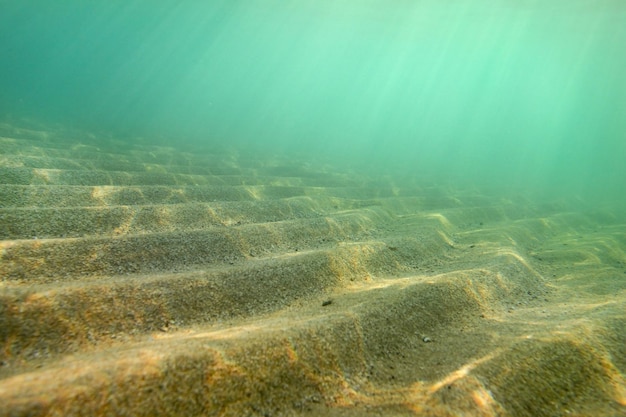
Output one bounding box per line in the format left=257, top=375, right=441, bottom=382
left=1, top=124, right=625, bottom=416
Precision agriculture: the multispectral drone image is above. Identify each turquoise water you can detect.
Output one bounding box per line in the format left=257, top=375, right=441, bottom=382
left=1, top=1, right=624, bottom=204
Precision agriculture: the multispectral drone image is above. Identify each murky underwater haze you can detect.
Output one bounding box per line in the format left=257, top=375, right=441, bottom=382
left=1, top=0, right=625, bottom=205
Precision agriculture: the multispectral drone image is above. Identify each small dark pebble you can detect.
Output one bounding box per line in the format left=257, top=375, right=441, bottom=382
left=322, top=300, right=332, bottom=306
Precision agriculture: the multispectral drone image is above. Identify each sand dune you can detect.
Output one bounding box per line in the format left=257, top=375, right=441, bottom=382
left=1, top=124, right=625, bottom=416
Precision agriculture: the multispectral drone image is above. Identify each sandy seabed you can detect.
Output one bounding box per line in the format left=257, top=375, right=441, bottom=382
left=0, top=123, right=625, bottom=416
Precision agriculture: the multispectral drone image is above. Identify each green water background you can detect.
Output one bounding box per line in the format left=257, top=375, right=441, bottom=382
left=1, top=0, right=624, bottom=205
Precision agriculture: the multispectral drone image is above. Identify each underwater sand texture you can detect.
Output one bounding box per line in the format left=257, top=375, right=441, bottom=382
left=1, top=124, right=625, bottom=417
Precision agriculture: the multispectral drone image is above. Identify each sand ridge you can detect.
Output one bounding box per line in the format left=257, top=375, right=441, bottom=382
left=0, top=123, right=625, bottom=416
